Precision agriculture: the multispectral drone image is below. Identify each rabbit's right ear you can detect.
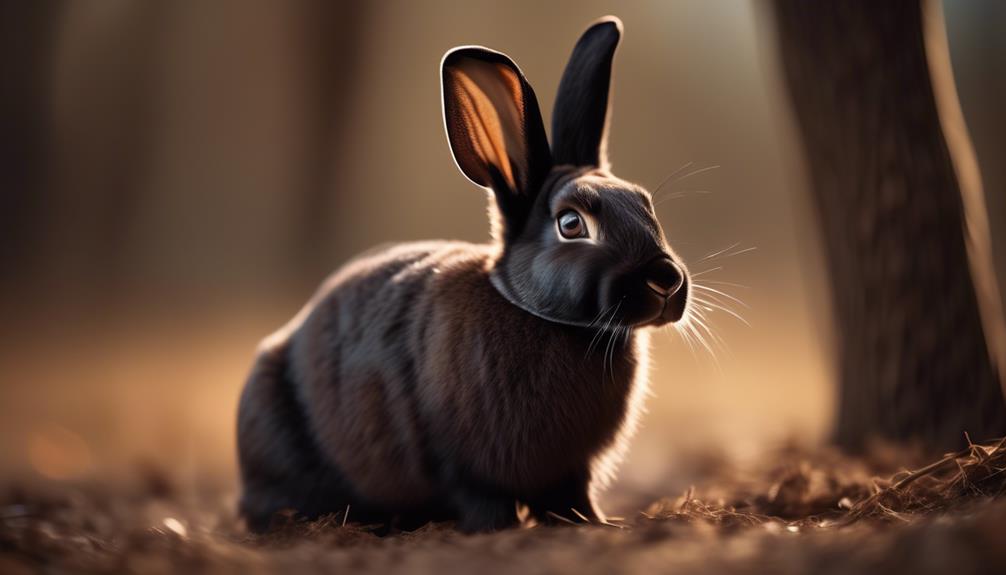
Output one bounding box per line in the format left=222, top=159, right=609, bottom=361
left=551, top=17, right=622, bottom=169
left=442, top=48, right=552, bottom=208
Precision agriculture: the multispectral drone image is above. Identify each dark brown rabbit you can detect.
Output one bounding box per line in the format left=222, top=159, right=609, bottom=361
left=237, top=15, right=690, bottom=533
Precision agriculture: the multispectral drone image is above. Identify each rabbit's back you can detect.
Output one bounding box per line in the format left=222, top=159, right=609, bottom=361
left=281, top=241, right=479, bottom=507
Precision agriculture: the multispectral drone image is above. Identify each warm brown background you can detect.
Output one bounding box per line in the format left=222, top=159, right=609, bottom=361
left=2, top=1, right=1003, bottom=513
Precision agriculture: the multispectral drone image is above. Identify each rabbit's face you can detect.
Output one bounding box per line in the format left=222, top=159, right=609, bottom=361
left=494, top=169, right=688, bottom=328
left=442, top=17, right=689, bottom=329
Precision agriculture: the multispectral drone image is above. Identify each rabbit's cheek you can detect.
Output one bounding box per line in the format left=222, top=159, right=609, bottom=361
left=528, top=248, right=601, bottom=319
left=597, top=267, right=656, bottom=324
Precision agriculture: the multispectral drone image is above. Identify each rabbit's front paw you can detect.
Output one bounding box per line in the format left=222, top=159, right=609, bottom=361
left=453, top=492, right=519, bottom=533
left=528, top=471, right=602, bottom=526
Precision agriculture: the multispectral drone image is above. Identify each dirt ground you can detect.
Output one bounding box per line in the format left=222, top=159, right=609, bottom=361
left=3, top=440, right=1005, bottom=575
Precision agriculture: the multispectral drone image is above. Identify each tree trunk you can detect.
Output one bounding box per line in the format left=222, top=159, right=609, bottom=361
left=772, top=0, right=1006, bottom=451
left=0, top=0, right=61, bottom=284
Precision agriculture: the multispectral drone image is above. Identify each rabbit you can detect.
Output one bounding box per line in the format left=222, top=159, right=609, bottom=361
left=237, top=15, right=690, bottom=534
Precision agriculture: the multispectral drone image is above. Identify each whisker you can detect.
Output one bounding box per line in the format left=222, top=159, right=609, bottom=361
left=694, top=293, right=747, bottom=319
left=692, top=283, right=749, bottom=309
left=605, top=325, right=624, bottom=384
left=653, top=163, right=720, bottom=202
left=587, top=326, right=606, bottom=357
left=667, top=190, right=712, bottom=196
left=602, top=328, right=614, bottom=380
left=605, top=327, right=619, bottom=382
left=703, top=246, right=756, bottom=262
left=692, top=289, right=743, bottom=311
left=692, top=303, right=724, bottom=347
left=696, top=244, right=757, bottom=264
left=654, top=190, right=713, bottom=207
left=689, top=321, right=716, bottom=360
left=682, top=305, right=717, bottom=357
left=618, top=326, right=632, bottom=381
left=587, top=301, right=617, bottom=328
left=586, top=302, right=619, bottom=357
left=674, top=164, right=721, bottom=182
left=651, top=161, right=694, bottom=197
left=693, top=294, right=750, bottom=327
left=690, top=305, right=727, bottom=351
left=695, top=318, right=728, bottom=373
left=690, top=266, right=722, bottom=279
left=723, top=246, right=757, bottom=258
left=697, top=242, right=741, bottom=263
left=702, top=280, right=750, bottom=289
left=588, top=299, right=622, bottom=358
left=674, top=321, right=698, bottom=358
left=587, top=329, right=607, bottom=359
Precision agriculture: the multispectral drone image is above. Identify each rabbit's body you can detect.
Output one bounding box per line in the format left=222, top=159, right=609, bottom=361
left=239, top=241, right=646, bottom=531
left=239, top=16, right=691, bottom=533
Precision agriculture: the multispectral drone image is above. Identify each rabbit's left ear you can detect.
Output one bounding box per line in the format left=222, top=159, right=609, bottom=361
left=552, top=16, right=622, bottom=169
left=442, top=47, right=552, bottom=203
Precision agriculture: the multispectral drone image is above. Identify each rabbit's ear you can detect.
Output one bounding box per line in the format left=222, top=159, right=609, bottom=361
left=442, top=47, right=552, bottom=201
left=551, top=16, right=622, bottom=168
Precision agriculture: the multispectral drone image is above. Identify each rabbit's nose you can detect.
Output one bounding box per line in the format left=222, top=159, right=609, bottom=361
left=644, top=257, right=684, bottom=298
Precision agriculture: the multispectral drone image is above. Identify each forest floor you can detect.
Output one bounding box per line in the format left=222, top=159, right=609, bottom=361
left=2, top=439, right=1005, bottom=575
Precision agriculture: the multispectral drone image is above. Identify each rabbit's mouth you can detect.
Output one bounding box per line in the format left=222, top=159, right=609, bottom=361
left=643, top=277, right=689, bottom=327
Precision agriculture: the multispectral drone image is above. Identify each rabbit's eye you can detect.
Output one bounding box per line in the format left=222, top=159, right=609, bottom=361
left=557, top=210, right=588, bottom=239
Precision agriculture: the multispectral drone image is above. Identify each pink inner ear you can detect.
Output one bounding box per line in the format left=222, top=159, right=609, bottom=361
left=446, top=59, right=529, bottom=191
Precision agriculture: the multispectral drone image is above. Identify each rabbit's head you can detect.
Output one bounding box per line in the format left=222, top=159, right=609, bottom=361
left=442, top=16, right=688, bottom=328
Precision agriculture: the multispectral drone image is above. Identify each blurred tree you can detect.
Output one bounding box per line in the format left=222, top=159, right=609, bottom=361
left=44, top=1, right=161, bottom=299
left=294, top=0, right=368, bottom=281
left=773, top=0, right=1006, bottom=451
left=0, top=0, right=62, bottom=285
left=941, top=0, right=1006, bottom=318
left=0, top=1, right=368, bottom=304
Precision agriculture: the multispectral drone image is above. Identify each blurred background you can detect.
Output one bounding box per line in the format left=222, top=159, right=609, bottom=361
left=1, top=0, right=1003, bottom=514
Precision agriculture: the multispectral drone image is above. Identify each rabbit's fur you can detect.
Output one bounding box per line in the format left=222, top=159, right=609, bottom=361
left=238, top=16, right=690, bottom=533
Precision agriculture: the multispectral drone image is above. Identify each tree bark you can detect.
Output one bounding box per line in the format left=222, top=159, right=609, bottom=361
left=772, top=0, right=1006, bottom=451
